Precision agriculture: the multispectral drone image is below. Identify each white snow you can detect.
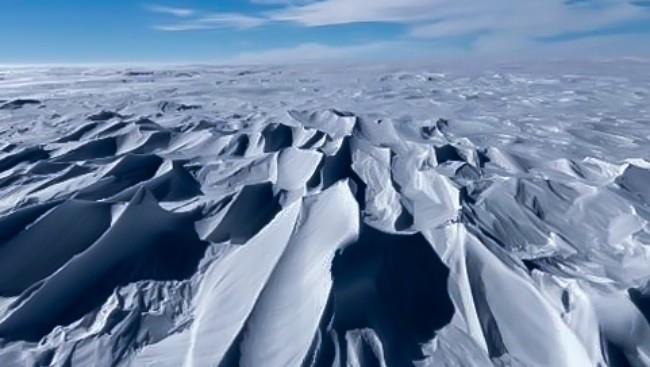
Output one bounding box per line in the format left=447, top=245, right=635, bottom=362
left=0, top=60, right=649, bottom=366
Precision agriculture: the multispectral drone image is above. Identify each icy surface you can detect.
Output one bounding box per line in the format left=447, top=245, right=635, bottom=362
left=0, top=60, right=650, bottom=366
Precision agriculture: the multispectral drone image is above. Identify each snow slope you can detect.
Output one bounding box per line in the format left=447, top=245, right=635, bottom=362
left=0, top=60, right=649, bottom=366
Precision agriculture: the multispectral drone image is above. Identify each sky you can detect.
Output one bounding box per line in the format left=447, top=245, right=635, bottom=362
left=1, top=0, right=650, bottom=64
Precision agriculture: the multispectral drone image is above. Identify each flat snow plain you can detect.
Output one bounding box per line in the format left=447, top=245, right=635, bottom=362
left=0, top=60, right=649, bottom=366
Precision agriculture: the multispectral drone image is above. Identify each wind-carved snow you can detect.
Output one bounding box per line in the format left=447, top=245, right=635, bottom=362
left=0, top=60, right=649, bottom=366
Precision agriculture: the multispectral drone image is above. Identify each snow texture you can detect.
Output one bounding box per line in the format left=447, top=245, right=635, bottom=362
left=0, top=60, right=650, bottom=366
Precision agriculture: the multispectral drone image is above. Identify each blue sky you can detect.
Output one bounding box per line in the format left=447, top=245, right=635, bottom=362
left=1, top=0, right=650, bottom=64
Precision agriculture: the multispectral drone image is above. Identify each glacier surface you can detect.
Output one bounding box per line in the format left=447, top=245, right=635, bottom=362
left=0, top=60, right=649, bottom=366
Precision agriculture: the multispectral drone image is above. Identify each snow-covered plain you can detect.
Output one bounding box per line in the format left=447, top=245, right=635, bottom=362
left=0, top=60, right=649, bottom=366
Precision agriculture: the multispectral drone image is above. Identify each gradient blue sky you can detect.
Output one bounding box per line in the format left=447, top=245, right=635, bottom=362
left=1, top=0, right=650, bottom=64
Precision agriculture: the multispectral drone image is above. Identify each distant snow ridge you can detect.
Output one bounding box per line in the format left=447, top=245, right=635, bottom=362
left=0, top=65, right=650, bottom=367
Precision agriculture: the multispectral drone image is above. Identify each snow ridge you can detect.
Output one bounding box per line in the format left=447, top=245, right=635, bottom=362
left=0, top=63, right=649, bottom=367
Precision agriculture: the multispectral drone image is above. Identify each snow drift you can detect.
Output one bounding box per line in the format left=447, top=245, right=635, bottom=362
left=0, top=61, right=650, bottom=366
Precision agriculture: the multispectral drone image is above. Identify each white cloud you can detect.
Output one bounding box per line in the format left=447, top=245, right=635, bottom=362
left=407, top=0, right=644, bottom=39
left=148, top=0, right=648, bottom=39
left=248, top=0, right=318, bottom=5
left=268, top=0, right=441, bottom=26
left=146, top=4, right=196, bottom=17
left=145, top=0, right=650, bottom=58
left=262, top=0, right=650, bottom=58
left=147, top=3, right=265, bottom=31
left=267, top=0, right=649, bottom=40
left=154, top=13, right=267, bottom=31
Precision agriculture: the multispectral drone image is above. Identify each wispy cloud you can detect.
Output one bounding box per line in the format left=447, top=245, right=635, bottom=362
left=268, top=0, right=439, bottom=26
left=146, top=4, right=196, bottom=17
left=268, top=0, right=648, bottom=36
left=146, top=3, right=267, bottom=31
left=264, top=0, right=650, bottom=55
left=248, top=0, right=319, bottom=5
left=406, top=0, right=645, bottom=39
left=148, top=0, right=650, bottom=38
left=153, top=13, right=267, bottom=31
left=145, top=0, right=650, bottom=57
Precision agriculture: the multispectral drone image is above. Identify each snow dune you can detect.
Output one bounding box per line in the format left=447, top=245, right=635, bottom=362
left=0, top=61, right=649, bottom=366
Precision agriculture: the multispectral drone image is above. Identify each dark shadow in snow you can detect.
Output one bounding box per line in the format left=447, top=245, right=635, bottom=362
left=0, top=99, right=41, bottom=110
left=262, top=123, right=293, bottom=153
left=91, top=122, right=129, bottom=138
left=87, top=111, right=123, bottom=121
left=465, top=252, right=508, bottom=359
left=221, top=134, right=250, bottom=157
left=320, top=138, right=354, bottom=190
left=218, top=323, right=245, bottom=367
left=605, top=339, right=633, bottom=367
left=124, top=71, right=154, bottom=77
left=53, top=137, right=117, bottom=162
left=1, top=143, right=16, bottom=153
left=55, top=122, right=100, bottom=143
left=420, top=125, right=437, bottom=140
left=300, top=131, right=326, bottom=150
left=133, top=117, right=166, bottom=131
left=27, top=161, right=71, bottom=175
left=302, top=297, right=336, bottom=367
left=77, top=154, right=164, bottom=200
left=0, top=189, right=208, bottom=341
left=0, top=201, right=61, bottom=244
left=327, top=224, right=454, bottom=366
left=0, top=146, right=50, bottom=173
left=306, top=138, right=366, bottom=210
left=393, top=204, right=414, bottom=231
left=629, top=288, right=650, bottom=324
left=107, top=161, right=201, bottom=202
left=0, top=200, right=112, bottom=296
left=435, top=144, right=464, bottom=164
left=38, top=164, right=93, bottom=187
left=159, top=101, right=200, bottom=113
left=616, top=164, right=650, bottom=204
left=207, top=182, right=281, bottom=244
left=130, top=131, right=172, bottom=155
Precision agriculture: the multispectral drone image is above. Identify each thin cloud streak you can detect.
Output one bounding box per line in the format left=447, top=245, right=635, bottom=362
left=148, top=0, right=649, bottom=39
left=268, top=0, right=442, bottom=26
left=407, top=0, right=645, bottom=39
left=154, top=12, right=267, bottom=31
left=146, top=0, right=650, bottom=57
left=146, top=4, right=196, bottom=17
